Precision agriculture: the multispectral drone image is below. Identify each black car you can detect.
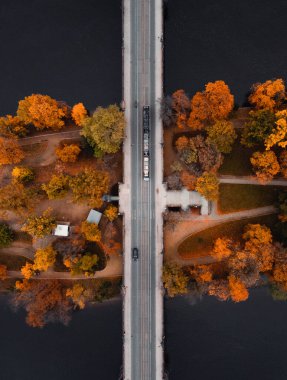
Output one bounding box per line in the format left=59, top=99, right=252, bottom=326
left=132, top=247, right=139, bottom=260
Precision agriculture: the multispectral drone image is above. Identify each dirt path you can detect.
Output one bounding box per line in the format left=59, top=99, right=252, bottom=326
left=219, top=175, right=287, bottom=186
left=164, top=205, right=277, bottom=266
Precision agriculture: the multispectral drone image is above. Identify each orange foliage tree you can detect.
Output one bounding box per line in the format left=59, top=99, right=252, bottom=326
left=188, top=80, right=234, bottom=129
left=228, top=275, right=249, bottom=302
left=17, top=94, right=66, bottom=130
left=71, top=103, right=88, bottom=126
left=13, top=279, right=72, bottom=328
left=212, top=237, right=234, bottom=261
left=208, top=280, right=230, bottom=301
left=104, top=205, right=118, bottom=222
left=250, top=150, right=280, bottom=183
left=0, top=115, right=28, bottom=137
left=248, top=78, right=285, bottom=110
left=180, top=171, right=197, bottom=190
left=0, top=137, right=24, bottom=165
left=171, top=90, right=190, bottom=129
left=189, top=265, right=213, bottom=283
left=55, top=144, right=81, bottom=163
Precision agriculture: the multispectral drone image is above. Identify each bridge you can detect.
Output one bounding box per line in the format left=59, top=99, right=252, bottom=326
left=119, top=0, right=165, bottom=379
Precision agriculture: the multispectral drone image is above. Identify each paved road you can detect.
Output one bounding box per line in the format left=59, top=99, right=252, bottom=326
left=128, top=0, right=157, bottom=378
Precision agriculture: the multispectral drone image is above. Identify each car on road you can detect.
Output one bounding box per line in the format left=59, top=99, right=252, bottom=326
left=132, top=247, right=139, bottom=260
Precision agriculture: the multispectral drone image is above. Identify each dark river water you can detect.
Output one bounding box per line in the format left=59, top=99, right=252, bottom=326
left=165, top=287, right=287, bottom=380
left=0, top=0, right=122, bottom=115
left=0, top=295, right=123, bottom=380
left=164, top=0, right=287, bottom=105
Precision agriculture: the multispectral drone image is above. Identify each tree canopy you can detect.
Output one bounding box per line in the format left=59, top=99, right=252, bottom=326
left=21, top=209, right=56, bottom=238
left=71, top=103, right=88, bottom=126
left=162, top=263, right=189, bottom=297
left=248, top=79, right=285, bottom=110
left=80, top=221, right=101, bottom=242
left=81, top=104, right=125, bottom=154
left=250, top=150, right=280, bottom=183
left=55, top=144, right=81, bottom=163
left=195, top=172, right=219, bottom=200
left=241, top=110, right=275, bottom=148
left=42, top=174, right=69, bottom=200
left=206, top=120, right=237, bottom=153
left=17, top=94, right=66, bottom=130
left=33, top=246, right=57, bottom=272
left=0, top=138, right=24, bottom=165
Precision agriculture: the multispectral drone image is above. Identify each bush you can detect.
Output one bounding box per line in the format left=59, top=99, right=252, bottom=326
left=0, top=223, right=13, bottom=247
left=12, top=167, right=34, bottom=183
left=55, top=144, right=81, bottom=163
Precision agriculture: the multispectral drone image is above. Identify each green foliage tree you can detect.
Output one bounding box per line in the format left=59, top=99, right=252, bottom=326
left=17, top=94, right=66, bottom=130
left=162, top=262, right=189, bottom=297
left=12, top=167, right=34, bottom=183
left=42, top=174, right=69, bottom=199
left=0, top=223, right=13, bottom=247
left=206, top=120, right=237, bottom=153
left=80, top=221, right=101, bottom=242
left=81, top=104, right=125, bottom=154
left=21, top=209, right=56, bottom=238
left=195, top=172, right=219, bottom=200
left=241, top=110, right=275, bottom=148
left=69, top=168, right=109, bottom=208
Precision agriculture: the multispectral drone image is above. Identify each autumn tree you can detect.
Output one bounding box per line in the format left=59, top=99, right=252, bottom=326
left=0, top=182, right=37, bottom=215
left=13, top=279, right=72, bottom=328
left=195, top=172, right=219, bottom=200
left=279, top=150, right=287, bottom=178
left=248, top=79, right=285, bottom=110
left=180, top=171, right=197, bottom=190
left=228, top=275, right=249, bottom=302
left=208, top=280, right=230, bottom=301
left=0, top=223, right=13, bottom=247
left=264, top=110, right=287, bottom=150
left=71, top=103, right=88, bottom=126
left=0, top=264, right=7, bottom=280
left=69, top=168, right=109, bottom=208
left=212, top=237, right=234, bottom=261
left=171, top=89, right=190, bottom=129
left=33, top=246, right=57, bottom=272
left=104, top=205, right=118, bottom=222
left=241, top=110, right=275, bottom=148
left=188, top=80, right=234, bottom=129
left=250, top=150, right=280, bottom=183
left=162, top=262, right=189, bottom=297
left=66, top=283, right=86, bottom=309
left=206, top=120, right=237, bottom=154
left=160, top=95, right=175, bottom=128
left=176, top=134, right=222, bottom=175
left=80, top=221, right=101, bottom=242
left=0, top=137, right=24, bottom=165
left=189, top=265, right=213, bottom=283
left=0, top=115, right=28, bottom=137
left=242, top=223, right=274, bottom=272
left=55, top=144, right=81, bottom=163
left=65, top=253, right=99, bottom=277
left=12, top=166, right=34, bottom=183
left=21, top=262, right=35, bottom=280
left=17, top=94, right=66, bottom=130
left=81, top=104, right=125, bottom=155
left=42, top=174, right=69, bottom=199
left=166, top=172, right=182, bottom=190
left=102, top=223, right=121, bottom=256
left=21, top=209, right=56, bottom=238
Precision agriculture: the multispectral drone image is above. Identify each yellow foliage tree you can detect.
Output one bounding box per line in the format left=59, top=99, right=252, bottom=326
left=104, top=205, right=118, bottom=222
left=21, top=262, right=35, bottom=280
left=12, top=166, right=34, bottom=183
left=33, top=246, right=56, bottom=272
left=0, top=115, right=28, bottom=137
left=248, top=78, right=285, bottom=110
left=0, top=137, right=24, bottom=165
left=228, top=275, right=249, bottom=302
left=66, top=283, right=86, bottom=309
left=250, top=150, right=280, bottom=183
left=195, top=172, right=219, bottom=200
left=17, top=94, right=66, bottom=130
left=71, top=103, right=88, bottom=126
left=265, top=110, right=287, bottom=150
left=188, top=80, right=234, bottom=129
left=206, top=120, right=237, bottom=153
left=80, top=221, right=101, bottom=242
left=55, top=144, right=81, bottom=163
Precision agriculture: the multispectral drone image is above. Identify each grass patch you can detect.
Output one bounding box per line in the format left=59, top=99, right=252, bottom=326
left=0, top=253, right=32, bottom=270
left=218, top=184, right=280, bottom=213
left=219, top=135, right=256, bottom=176
left=178, top=213, right=278, bottom=259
